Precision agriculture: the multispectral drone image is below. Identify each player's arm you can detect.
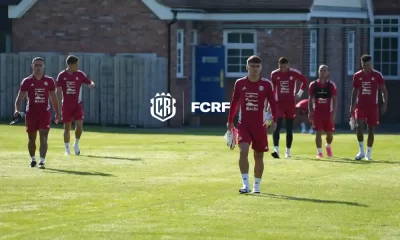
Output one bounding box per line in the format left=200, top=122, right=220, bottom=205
left=378, top=75, right=388, bottom=114
left=331, top=83, right=338, bottom=122
left=82, top=72, right=95, bottom=88
left=49, top=90, right=60, bottom=115
left=266, top=81, right=278, bottom=123
left=227, top=81, right=240, bottom=125
left=14, top=90, right=26, bottom=114
left=350, top=75, right=358, bottom=112
left=296, top=72, right=308, bottom=98
left=308, top=82, right=314, bottom=120
left=55, top=73, right=63, bottom=114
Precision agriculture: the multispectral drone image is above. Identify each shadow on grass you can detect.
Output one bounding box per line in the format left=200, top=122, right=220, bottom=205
left=82, top=155, right=142, bottom=161
left=247, top=193, right=368, bottom=207
left=288, top=156, right=400, bottom=165
left=45, top=168, right=114, bottom=177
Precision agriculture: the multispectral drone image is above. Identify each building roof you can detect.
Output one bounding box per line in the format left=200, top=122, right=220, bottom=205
left=0, top=0, right=22, bottom=6
left=157, top=0, right=313, bottom=13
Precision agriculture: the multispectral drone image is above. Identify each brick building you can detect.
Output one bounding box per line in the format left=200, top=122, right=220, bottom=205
left=1, top=0, right=399, bottom=126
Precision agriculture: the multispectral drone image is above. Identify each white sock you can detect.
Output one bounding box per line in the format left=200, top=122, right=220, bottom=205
left=358, top=141, right=365, bottom=154
left=31, top=156, right=36, bottom=162
left=285, top=148, right=290, bottom=155
left=40, top=157, right=45, bottom=163
left=65, top=143, right=70, bottom=148
left=242, top=173, right=249, bottom=188
left=300, top=123, right=306, bottom=131
left=317, top=148, right=322, bottom=154
left=274, top=146, right=279, bottom=153
left=366, top=147, right=372, bottom=156
left=74, top=139, right=80, bottom=145
left=326, top=143, right=331, bottom=148
left=253, top=178, right=262, bottom=191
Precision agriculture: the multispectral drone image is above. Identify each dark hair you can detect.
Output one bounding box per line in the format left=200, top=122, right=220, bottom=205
left=278, top=57, right=289, bottom=64
left=247, top=55, right=262, bottom=64
left=361, top=54, right=372, bottom=62
left=66, top=55, right=79, bottom=65
left=32, top=57, right=44, bottom=63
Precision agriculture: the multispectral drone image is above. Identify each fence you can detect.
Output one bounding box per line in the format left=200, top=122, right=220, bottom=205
left=0, top=53, right=168, bottom=127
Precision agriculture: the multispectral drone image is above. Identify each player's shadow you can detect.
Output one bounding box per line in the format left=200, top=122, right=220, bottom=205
left=248, top=193, right=368, bottom=207
left=45, top=168, right=114, bottom=177
left=82, top=155, right=142, bottom=161
left=288, top=157, right=400, bottom=165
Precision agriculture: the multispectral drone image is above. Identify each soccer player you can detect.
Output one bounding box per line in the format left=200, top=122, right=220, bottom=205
left=350, top=54, right=388, bottom=161
left=270, top=57, right=308, bottom=158
left=295, top=99, right=314, bottom=134
left=227, top=55, right=278, bottom=194
left=56, top=55, right=95, bottom=155
left=308, top=65, right=337, bottom=158
left=14, top=57, right=60, bottom=169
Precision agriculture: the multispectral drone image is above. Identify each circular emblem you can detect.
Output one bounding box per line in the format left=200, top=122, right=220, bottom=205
left=44, top=81, right=48, bottom=86
left=290, top=76, right=293, bottom=80
left=259, top=86, right=264, bottom=91
left=371, top=77, right=374, bottom=80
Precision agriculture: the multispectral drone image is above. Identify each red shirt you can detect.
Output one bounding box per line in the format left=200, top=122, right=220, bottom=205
left=308, top=80, right=337, bottom=113
left=20, top=75, right=56, bottom=113
left=352, top=69, right=384, bottom=109
left=56, top=70, right=92, bottom=109
left=296, top=99, right=308, bottom=110
left=228, top=76, right=277, bottom=125
left=270, top=68, right=308, bottom=104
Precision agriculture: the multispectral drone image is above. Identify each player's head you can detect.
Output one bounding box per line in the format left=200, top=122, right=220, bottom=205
left=66, top=55, right=79, bottom=72
left=278, top=57, right=289, bottom=72
left=318, top=65, right=329, bottom=79
left=246, top=55, right=262, bottom=76
left=31, top=57, right=45, bottom=75
left=360, top=54, right=372, bottom=71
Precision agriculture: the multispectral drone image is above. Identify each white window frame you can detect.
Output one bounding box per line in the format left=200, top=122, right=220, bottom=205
left=371, top=16, right=400, bottom=80
left=309, top=29, right=318, bottom=77
left=223, top=30, right=257, bottom=78
left=190, top=30, right=197, bottom=46
left=347, top=31, right=355, bottom=75
left=176, top=29, right=184, bottom=78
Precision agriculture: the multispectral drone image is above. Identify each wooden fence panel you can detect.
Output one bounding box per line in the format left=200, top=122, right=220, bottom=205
left=0, top=53, right=168, bottom=127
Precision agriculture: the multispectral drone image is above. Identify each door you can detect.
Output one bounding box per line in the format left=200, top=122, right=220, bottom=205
left=194, top=45, right=225, bottom=114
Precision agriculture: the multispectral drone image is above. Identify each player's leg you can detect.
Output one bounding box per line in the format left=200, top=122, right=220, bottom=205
left=312, top=114, right=323, bottom=158
left=285, top=118, right=294, bottom=158
left=365, top=109, right=379, bottom=160
left=26, top=114, right=38, bottom=167
left=38, top=129, right=50, bottom=169
left=63, top=122, right=72, bottom=155
left=355, top=109, right=366, bottom=160
left=27, top=132, right=37, bottom=167
left=237, top=124, right=251, bottom=193
left=73, top=104, right=84, bottom=155
left=251, top=125, right=269, bottom=193
left=324, top=118, right=335, bottom=157
left=272, top=117, right=283, bottom=158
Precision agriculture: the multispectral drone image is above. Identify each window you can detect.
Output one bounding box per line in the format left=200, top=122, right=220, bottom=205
left=223, top=30, right=257, bottom=77
left=347, top=31, right=355, bottom=75
left=309, top=29, right=317, bottom=77
left=373, top=16, right=400, bottom=79
left=176, top=29, right=184, bottom=77
left=190, top=30, right=197, bottom=46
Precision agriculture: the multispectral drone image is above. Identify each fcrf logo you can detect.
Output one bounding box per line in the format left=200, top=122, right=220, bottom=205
left=150, top=93, right=176, bottom=122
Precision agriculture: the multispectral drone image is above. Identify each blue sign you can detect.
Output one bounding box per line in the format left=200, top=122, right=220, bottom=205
left=194, top=45, right=226, bottom=114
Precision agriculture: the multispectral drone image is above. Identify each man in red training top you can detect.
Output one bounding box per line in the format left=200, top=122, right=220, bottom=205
left=351, top=54, right=388, bottom=161
left=308, top=65, right=337, bottom=159
left=295, top=99, right=313, bottom=134
left=56, top=55, right=95, bottom=156
left=270, top=57, right=308, bottom=158
left=14, top=57, right=60, bottom=169
left=227, top=55, right=278, bottom=194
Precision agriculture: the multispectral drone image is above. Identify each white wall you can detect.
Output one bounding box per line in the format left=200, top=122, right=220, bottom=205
left=313, top=0, right=363, bottom=8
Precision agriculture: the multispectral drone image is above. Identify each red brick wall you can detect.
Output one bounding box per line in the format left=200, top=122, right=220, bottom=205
left=373, top=0, right=400, bottom=14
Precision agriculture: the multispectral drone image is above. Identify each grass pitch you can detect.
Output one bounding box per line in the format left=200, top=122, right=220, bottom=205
left=0, top=124, right=399, bottom=240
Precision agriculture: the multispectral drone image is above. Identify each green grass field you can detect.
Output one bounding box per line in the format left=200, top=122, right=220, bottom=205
left=0, top=124, right=399, bottom=240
